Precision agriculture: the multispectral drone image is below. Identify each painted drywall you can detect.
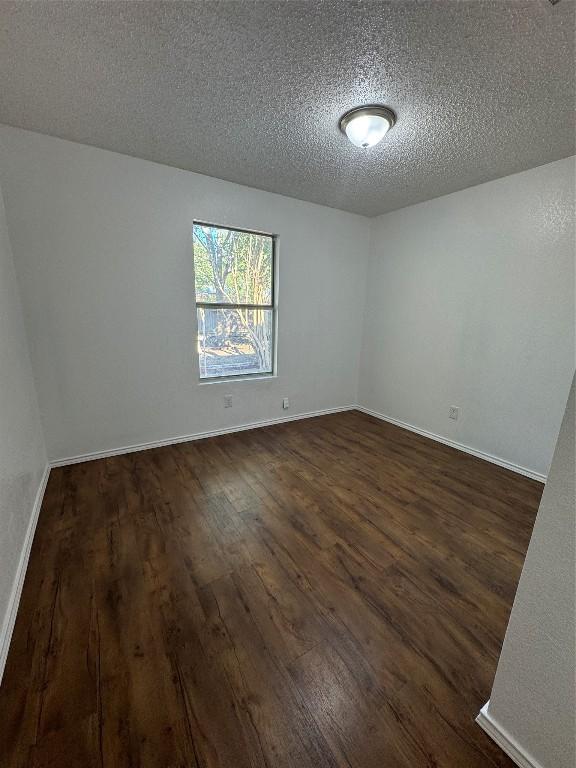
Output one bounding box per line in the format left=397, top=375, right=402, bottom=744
left=0, top=126, right=368, bottom=461
left=0, top=178, right=47, bottom=667
left=0, top=125, right=572, bottom=477
left=486, top=376, right=575, bottom=768
left=358, top=157, right=575, bottom=477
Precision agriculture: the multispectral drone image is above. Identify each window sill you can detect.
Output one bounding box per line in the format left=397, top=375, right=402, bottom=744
left=198, top=373, right=277, bottom=386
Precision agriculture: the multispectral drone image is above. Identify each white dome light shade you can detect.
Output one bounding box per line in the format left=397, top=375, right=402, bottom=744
left=339, top=105, right=396, bottom=148
left=345, top=113, right=390, bottom=148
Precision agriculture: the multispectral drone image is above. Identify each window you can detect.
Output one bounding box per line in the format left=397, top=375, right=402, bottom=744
left=193, top=222, right=276, bottom=380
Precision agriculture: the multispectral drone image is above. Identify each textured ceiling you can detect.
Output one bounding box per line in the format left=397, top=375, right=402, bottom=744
left=0, top=0, right=574, bottom=217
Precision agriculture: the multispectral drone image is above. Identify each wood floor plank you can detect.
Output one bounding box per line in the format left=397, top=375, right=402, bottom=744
left=0, top=411, right=541, bottom=767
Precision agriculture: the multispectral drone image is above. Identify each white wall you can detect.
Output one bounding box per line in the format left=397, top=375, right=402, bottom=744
left=0, top=126, right=368, bottom=461
left=485, top=376, right=575, bottom=768
left=359, top=157, right=575, bottom=477
left=0, top=125, right=572, bottom=479
left=0, top=179, right=47, bottom=676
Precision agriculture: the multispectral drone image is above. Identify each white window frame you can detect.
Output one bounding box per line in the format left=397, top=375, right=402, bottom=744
left=193, top=220, right=277, bottom=382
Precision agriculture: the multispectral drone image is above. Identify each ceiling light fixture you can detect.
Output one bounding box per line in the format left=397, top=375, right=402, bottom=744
left=339, top=105, right=396, bottom=148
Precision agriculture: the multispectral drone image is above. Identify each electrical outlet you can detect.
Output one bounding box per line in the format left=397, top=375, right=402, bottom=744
left=449, top=406, right=459, bottom=420
left=282, top=397, right=290, bottom=410
left=224, top=395, right=233, bottom=408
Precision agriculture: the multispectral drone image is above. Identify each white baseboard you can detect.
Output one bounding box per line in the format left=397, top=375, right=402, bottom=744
left=476, top=702, right=544, bottom=768
left=51, top=404, right=548, bottom=483
left=0, top=463, right=50, bottom=684
left=355, top=406, right=547, bottom=483
left=49, top=405, right=356, bottom=467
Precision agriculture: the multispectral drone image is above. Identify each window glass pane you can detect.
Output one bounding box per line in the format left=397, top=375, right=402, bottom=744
left=197, top=307, right=273, bottom=379
left=193, top=224, right=273, bottom=305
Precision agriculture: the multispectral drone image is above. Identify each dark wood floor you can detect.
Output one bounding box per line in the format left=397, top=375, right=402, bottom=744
left=0, top=410, right=542, bottom=767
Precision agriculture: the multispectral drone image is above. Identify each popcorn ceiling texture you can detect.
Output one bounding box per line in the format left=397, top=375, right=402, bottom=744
left=0, top=0, right=573, bottom=217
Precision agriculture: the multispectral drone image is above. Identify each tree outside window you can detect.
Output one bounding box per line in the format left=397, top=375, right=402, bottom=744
left=193, top=223, right=275, bottom=379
